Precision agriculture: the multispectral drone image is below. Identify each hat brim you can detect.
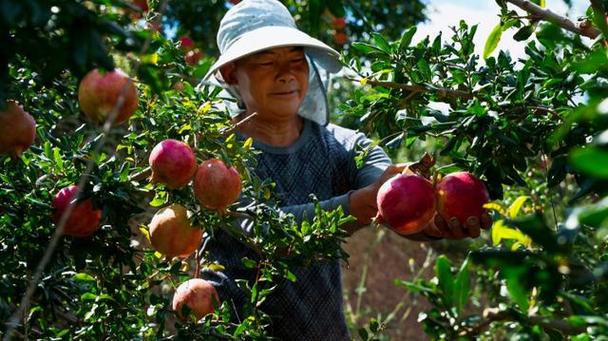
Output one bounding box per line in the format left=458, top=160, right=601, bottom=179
left=203, top=26, right=342, bottom=80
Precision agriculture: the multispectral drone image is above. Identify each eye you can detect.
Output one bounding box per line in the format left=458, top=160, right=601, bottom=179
left=291, top=58, right=306, bottom=63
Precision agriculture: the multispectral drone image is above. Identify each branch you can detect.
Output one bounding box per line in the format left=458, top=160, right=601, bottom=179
left=506, top=0, right=601, bottom=39
left=359, top=79, right=474, bottom=100
left=460, top=308, right=587, bottom=338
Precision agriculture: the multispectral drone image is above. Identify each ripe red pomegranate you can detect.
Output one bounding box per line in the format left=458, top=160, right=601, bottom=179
left=435, top=172, right=490, bottom=225
left=52, top=185, right=102, bottom=238
left=133, top=0, right=148, bottom=12
left=149, top=139, right=197, bottom=189
left=334, top=32, right=348, bottom=45
left=376, top=174, right=436, bottom=235
left=228, top=0, right=241, bottom=5
left=78, top=68, right=138, bottom=125
left=184, top=49, right=203, bottom=66
left=0, top=100, right=36, bottom=158
left=193, top=159, right=242, bottom=212
left=332, top=17, right=347, bottom=29
left=172, top=278, right=220, bottom=321
left=149, top=204, right=203, bottom=258
left=179, top=35, right=195, bottom=51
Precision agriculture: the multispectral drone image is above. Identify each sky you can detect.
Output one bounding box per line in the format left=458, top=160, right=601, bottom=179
left=417, top=0, right=590, bottom=61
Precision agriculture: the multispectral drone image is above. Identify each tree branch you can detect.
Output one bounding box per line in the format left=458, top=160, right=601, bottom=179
left=459, top=308, right=587, bottom=338
left=359, top=79, right=474, bottom=100
left=506, top=0, right=601, bottom=39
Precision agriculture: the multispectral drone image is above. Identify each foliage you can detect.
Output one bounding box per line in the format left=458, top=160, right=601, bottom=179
left=1, top=0, right=608, bottom=339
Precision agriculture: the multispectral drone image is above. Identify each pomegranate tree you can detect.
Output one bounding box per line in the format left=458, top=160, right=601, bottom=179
left=436, top=172, right=490, bottom=225
left=149, top=139, right=197, bottom=189
left=52, top=185, right=102, bottom=238
left=172, top=278, right=220, bottom=321
left=78, top=68, right=138, bottom=125
left=0, top=100, right=36, bottom=158
left=376, top=174, right=436, bottom=235
left=193, top=159, right=242, bottom=212
left=149, top=204, right=202, bottom=258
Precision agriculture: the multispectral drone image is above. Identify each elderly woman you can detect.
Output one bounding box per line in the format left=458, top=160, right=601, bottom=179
left=199, top=0, right=490, bottom=339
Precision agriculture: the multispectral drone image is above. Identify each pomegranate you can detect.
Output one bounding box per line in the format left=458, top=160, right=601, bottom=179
left=172, top=278, right=220, bottom=321
left=179, top=35, right=195, bottom=51
left=435, top=172, right=490, bottom=225
left=376, top=174, right=436, bottom=235
left=78, top=68, right=138, bottom=125
left=0, top=100, right=36, bottom=158
left=149, top=139, right=197, bottom=189
left=52, top=185, right=102, bottom=238
left=334, top=32, right=348, bottom=45
left=149, top=204, right=203, bottom=258
left=193, top=159, right=242, bottom=212
left=184, top=49, right=203, bottom=66
left=332, top=17, right=347, bottom=30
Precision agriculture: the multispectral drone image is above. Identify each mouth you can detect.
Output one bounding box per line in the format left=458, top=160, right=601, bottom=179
left=271, top=90, right=299, bottom=96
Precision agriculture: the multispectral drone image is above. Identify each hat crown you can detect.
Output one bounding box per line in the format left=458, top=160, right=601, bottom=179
left=218, top=0, right=297, bottom=53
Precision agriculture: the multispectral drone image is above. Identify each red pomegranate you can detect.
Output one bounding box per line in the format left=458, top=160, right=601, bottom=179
left=172, top=278, right=220, bottom=321
left=334, top=32, right=348, bottom=45
left=149, top=139, right=197, bottom=189
left=52, top=185, right=102, bottom=238
left=435, top=172, right=490, bottom=225
left=193, top=159, right=242, bottom=212
left=179, top=35, right=195, bottom=51
left=376, top=174, right=436, bottom=235
left=184, top=49, right=203, bottom=66
left=78, top=68, right=138, bottom=125
left=332, top=17, right=347, bottom=30
left=149, top=204, right=203, bottom=258
left=0, top=100, right=36, bottom=158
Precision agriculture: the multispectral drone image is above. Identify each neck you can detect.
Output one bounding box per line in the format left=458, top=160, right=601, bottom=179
left=235, top=112, right=304, bottom=147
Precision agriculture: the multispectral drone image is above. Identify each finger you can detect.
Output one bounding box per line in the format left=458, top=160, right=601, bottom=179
left=433, top=214, right=447, bottom=230
left=447, top=217, right=465, bottom=239
left=423, top=222, right=443, bottom=238
left=481, top=212, right=493, bottom=230
left=466, top=217, right=481, bottom=238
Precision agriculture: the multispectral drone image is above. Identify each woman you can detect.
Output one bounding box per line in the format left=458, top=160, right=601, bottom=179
left=199, top=0, right=490, bottom=339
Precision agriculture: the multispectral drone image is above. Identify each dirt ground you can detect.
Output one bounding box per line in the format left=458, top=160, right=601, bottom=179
left=341, top=227, right=437, bottom=340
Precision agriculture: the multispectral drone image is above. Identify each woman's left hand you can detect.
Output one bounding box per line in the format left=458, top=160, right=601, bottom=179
left=421, top=212, right=493, bottom=239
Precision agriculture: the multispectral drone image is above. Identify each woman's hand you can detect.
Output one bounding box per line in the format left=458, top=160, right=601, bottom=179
left=419, top=212, right=493, bottom=240
left=348, top=164, right=406, bottom=227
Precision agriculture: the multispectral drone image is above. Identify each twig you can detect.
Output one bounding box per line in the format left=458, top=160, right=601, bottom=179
left=220, top=111, right=258, bottom=137
left=358, top=78, right=474, bottom=100
left=505, top=0, right=601, bottom=39
left=459, top=308, right=587, bottom=337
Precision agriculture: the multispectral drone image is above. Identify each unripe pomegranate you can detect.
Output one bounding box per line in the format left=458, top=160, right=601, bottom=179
left=376, top=174, right=436, bottom=235
left=149, top=139, right=197, bottom=189
left=435, top=172, right=490, bottom=225
left=52, top=185, right=102, bottom=238
left=78, top=68, right=138, bottom=125
left=149, top=204, right=203, bottom=258
left=0, top=100, right=36, bottom=158
left=172, top=278, right=220, bottom=321
left=193, top=159, right=241, bottom=212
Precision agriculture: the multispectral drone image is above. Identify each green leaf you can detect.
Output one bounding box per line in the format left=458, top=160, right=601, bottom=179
left=484, top=23, right=504, bottom=59
left=416, top=59, right=432, bottom=82
left=513, top=25, right=534, bottom=41
left=505, top=267, right=529, bottom=311
left=435, top=255, right=454, bottom=308
left=371, top=32, right=391, bottom=53
left=241, top=257, right=257, bottom=269
left=507, top=196, right=529, bottom=219
left=570, top=147, right=608, bottom=179
left=453, top=257, right=470, bottom=315
left=73, top=273, right=96, bottom=283
left=399, top=26, right=417, bottom=50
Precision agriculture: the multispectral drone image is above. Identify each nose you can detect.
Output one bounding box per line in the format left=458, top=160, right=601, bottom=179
left=276, top=62, right=296, bottom=84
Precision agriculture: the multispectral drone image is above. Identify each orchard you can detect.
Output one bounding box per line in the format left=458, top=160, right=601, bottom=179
left=1, top=0, right=608, bottom=340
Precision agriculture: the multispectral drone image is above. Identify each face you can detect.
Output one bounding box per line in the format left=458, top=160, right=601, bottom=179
left=221, top=46, right=309, bottom=121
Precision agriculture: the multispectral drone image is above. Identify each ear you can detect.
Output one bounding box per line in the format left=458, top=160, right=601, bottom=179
left=219, top=63, right=238, bottom=85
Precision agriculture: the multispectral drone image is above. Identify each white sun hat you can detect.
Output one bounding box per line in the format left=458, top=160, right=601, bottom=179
left=199, top=0, right=343, bottom=126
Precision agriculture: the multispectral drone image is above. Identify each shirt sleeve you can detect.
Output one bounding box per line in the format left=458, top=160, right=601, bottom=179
left=279, top=131, right=392, bottom=224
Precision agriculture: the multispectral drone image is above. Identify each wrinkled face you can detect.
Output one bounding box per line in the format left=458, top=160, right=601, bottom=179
left=221, top=46, right=309, bottom=120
